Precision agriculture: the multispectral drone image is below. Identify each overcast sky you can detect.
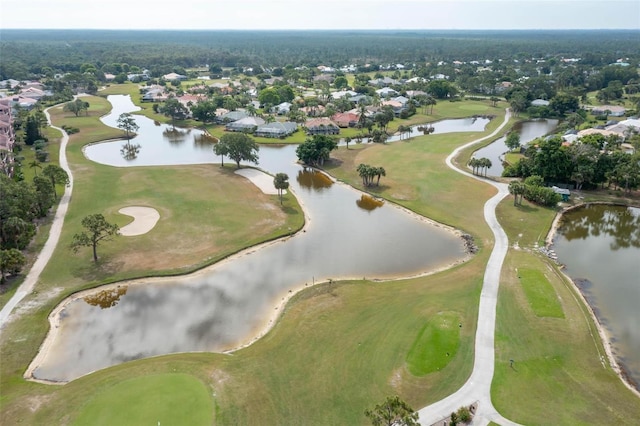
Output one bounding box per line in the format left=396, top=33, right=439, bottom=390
left=1, top=0, right=639, bottom=30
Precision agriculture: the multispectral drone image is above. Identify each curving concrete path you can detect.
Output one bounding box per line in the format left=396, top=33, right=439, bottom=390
left=0, top=105, right=73, bottom=330
left=417, top=109, right=522, bottom=426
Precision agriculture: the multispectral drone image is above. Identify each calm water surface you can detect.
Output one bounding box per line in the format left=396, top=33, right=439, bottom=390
left=33, top=96, right=471, bottom=382
left=472, top=119, right=558, bottom=176
left=553, top=204, right=640, bottom=389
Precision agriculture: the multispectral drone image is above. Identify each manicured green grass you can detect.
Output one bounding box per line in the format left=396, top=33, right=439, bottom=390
left=71, top=373, right=213, bottom=426
left=495, top=197, right=557, bottom=248
left=518, top=268, right=564, bottom=318
left=493, top=209, right=640, bottom=424
left=406, top=311, right=461, bottom=376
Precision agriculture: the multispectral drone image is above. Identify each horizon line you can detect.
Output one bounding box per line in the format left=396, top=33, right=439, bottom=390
left=2, top=28, right=639, bottom=31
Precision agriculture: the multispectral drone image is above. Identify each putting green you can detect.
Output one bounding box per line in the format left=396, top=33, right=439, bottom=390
left=71, top=373, right=213, bottom=426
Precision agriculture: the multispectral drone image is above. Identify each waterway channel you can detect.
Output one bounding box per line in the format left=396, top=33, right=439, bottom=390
left=552, top=204, right=640, bottom=389
left=472, top=119, right=558, bottom=176
left=31, top=95, right=493, bottom=382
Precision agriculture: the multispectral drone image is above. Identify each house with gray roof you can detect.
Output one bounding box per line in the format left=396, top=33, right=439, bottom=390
left=225, top=116, right=265, bottom=133
left=216, top=110, right=249, bottom=124
left=376, top=87, right=398, bottom=98
left=255, top=121, right=298, bottom=138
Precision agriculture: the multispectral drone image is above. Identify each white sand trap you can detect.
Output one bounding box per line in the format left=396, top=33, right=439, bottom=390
left=118, top=207, right=160, bottom=236
left=235, top=168, right=286, bottom=195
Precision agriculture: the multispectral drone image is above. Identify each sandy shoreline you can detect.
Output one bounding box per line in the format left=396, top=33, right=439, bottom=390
left=25, top=168, right=470, bottom=384
left=545, top=202, right=640, bottom=397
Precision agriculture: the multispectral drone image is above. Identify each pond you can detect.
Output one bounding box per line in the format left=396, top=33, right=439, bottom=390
left=553, top=204, right=640, bottom=390
left=472, top=119, right=558, bottom=176
left=32, top=96, right=471, bottom=382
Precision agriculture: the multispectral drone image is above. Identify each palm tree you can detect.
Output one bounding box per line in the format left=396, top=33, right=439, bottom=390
left=273, top=173, right=290, bottom=205
left=29, top=160, right=42, bottom=176
left=508, top=180, right=526, bottom=206
left=345, top=136, right=352, bottom=150
left=468, top=158, right=479, bottom=175
left=424, top=95, right=436, bottom=114
left=357, top=163, right=372, bottom=186
left=375, top=166, right=386, bottom=186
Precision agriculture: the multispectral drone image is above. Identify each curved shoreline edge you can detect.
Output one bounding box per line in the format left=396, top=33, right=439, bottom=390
left=545, top=202, right=640, bottom=397
left=24, top=155, right=471, bottom=385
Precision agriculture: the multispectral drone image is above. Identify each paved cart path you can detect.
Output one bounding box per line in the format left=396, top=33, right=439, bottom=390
left=0, top=105, right=73, bottom=329
left=417, top=109, right=521, bottom=426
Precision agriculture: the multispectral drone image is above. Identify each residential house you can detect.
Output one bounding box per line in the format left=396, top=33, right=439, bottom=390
left=331, top=112, right=360, bottom=128
left=273, top=102, right=292, bottom=115
left=591, top=105, right=626, bottom=117
left=304, top=118, right=340, bottom=135
left=376, top=87, right=398, bottom=98
left=6, top=96, right=37, bottom=110
left=531, top=99, right=550, bottom=106
left=369, top=77, right=400, bottom=87
left=494, top=81, right=513, bottom=94
left=331, top=90, right=358, bottom=100
left=19, top=87, right=48, bottom=101
left=254, top=121, right=298, bottom=138
left=0, top=79, right=21, bottom=89
left=163, top=72, right=187, bottom=81
left=141, top=87, right=169, bottom=102
left=406, top=90, right=428, bottom=98
left=381, top=100, right=405, bottom=116
left=225, top=116, right=265, bottom=133
left=216, top=110, right=249, bottom=124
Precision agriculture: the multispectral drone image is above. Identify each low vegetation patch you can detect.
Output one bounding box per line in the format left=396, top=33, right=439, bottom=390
left=406, top=311, right=461, bottom=376
left=518, top=268, right=564, bottom=318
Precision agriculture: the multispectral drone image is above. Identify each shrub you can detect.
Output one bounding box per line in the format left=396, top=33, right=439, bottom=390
left=35, top=150, right=49, bottom=163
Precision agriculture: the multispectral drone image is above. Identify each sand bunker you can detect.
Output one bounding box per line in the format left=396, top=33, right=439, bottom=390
left=118, top=207, right=160, bottom=236
left=235, top=168, right=285, bottom=195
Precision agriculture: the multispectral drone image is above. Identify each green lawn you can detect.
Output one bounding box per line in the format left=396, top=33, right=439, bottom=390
left=406, top=311, right=461, bottom=376
left=492, top=213, right=640, bottom=425
left=71, top=374, right=213, bottom=426
left=518, top=268, right=564, bottom=318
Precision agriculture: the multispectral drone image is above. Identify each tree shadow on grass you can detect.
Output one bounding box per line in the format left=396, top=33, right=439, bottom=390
left=70, top=256, right=125, bottom=283
left=515, top=203, right=541, bottom=213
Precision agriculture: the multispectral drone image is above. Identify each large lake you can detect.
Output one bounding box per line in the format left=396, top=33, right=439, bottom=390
left=553, top=204, right=640, bottom=389
left=32, top=96, right=480, bottom=382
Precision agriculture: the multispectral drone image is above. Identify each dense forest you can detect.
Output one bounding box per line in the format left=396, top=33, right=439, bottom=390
left=1, top=29, right=639, bottom=79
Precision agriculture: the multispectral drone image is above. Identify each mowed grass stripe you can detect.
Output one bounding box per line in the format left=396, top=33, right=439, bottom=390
left=519, top=268, right=564, bottom=318
left=406, top=311, right=461, bottom=376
